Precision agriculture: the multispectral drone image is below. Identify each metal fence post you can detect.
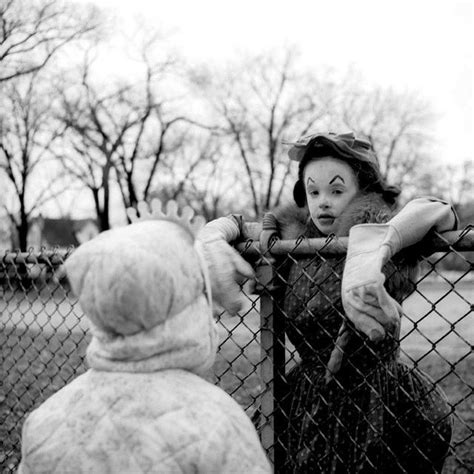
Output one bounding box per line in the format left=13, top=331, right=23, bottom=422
left=256, top=263, right=286, bottom=470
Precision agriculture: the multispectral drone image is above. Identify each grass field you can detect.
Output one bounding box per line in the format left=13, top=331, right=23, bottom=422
left=1, top=279, right=472, bottom=473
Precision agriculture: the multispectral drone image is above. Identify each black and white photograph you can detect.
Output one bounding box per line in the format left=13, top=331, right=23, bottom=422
left=1, top=0, right=472, bottom=472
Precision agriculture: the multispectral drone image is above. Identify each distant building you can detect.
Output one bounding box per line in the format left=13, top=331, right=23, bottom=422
left=0, top=216, right=100, bottom=251
left=28, top=217, right=99, bottom=249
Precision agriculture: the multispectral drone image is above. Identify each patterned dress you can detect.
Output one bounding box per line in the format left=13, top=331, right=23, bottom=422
left=274, top=202, right=452, bottom=474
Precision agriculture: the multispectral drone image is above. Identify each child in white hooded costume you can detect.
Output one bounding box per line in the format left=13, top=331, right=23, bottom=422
left=18, top=202, right=271, bottom=474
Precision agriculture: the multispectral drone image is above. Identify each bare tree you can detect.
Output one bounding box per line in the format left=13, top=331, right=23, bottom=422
left=0, top=0, right=99, bottom=83
left=56, top=50, right=190, bottom=229
left=149, top=133, right=240, bottom=220
left=0, top=72, right=70, bottom=249
left=56, top=60, right=138, bottom=231
left=190, top=47, right=336, bottom=217
left=191, top=55, right=441, bottom=214
left=336, top=74, right=435, bottom=187
left=446, top=159, right=474, bottom=207
left=0, top=0, right=99, bottom=249
left=414, top=159, right=474, bottom=206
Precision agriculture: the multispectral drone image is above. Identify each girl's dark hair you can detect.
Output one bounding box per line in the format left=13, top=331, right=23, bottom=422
left=293, top=144, right=400, bottom=208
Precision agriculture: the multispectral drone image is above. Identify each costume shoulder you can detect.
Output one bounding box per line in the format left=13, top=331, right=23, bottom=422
left=335, top=193, right=395, bottom=237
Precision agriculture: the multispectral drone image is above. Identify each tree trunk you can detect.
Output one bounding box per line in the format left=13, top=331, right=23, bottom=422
left=18, top=200, right=29, bottom=251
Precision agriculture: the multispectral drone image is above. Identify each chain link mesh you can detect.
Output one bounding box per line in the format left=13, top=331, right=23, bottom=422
left=1, top=229, right=473, bottom=473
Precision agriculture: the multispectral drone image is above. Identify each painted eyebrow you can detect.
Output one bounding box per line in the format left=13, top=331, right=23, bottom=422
left=306, top=177, right=316, bottom=185
left=329, top=175, right=345, bottom=184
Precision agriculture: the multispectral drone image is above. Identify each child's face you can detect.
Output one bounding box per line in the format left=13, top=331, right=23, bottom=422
left=304, top=157, right=360, bottom=235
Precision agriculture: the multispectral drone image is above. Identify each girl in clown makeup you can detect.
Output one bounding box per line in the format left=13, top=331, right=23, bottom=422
left=203, top=132, right=456, bottom=473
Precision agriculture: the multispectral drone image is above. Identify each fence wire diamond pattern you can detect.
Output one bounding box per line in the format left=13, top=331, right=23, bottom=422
left=1, top=227, right=473, bottom=473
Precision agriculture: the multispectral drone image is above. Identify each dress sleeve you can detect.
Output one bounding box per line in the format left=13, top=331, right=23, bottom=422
left=380, top=197, right=459, bottom=259
left=200, top=215, right=242, bottom=243
left=200, top=214, right=262, bottom=243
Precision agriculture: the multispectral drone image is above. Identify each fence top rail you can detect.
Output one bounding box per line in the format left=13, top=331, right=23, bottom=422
left=0, top=229, right=473, bottom=264
left=236, top=228, right=474, bottom=258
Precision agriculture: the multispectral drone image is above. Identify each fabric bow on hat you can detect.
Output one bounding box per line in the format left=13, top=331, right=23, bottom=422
left=284, top=131, right=379, bottom=167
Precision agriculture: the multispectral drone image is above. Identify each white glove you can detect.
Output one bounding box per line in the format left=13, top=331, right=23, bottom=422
left=341, top=196, right=457, bottom=341
left=341, top=224, right=402, bottom=342
left=198, top=218, right=254, bottom=315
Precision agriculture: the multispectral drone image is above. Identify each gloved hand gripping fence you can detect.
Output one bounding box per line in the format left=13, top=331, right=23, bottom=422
left=341, top=224, right=402, bottom=341
left=325, top=224, right=404, bottom=383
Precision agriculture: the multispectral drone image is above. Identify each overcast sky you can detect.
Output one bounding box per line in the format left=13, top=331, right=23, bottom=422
left=79, top=0, right=472, bottom=166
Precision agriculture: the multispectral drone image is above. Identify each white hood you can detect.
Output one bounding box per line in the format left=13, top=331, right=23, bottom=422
left=65, top=220, right=218, bottom=376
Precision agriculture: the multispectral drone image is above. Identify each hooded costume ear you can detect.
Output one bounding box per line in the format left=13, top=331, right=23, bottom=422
left=293, top=180, right=306, bottom=208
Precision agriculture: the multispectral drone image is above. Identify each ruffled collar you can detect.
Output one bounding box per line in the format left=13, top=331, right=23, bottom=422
left=274, top=193, right=395, bottom=240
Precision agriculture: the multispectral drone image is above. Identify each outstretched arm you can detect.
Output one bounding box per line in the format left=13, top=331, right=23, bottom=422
left=341, top=197, right=458, bottom=341
left=198, top=216, right=254, bottom=315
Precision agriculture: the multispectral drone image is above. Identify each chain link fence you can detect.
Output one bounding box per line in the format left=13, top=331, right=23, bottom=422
left=1, top=227, right=473, bottom=473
